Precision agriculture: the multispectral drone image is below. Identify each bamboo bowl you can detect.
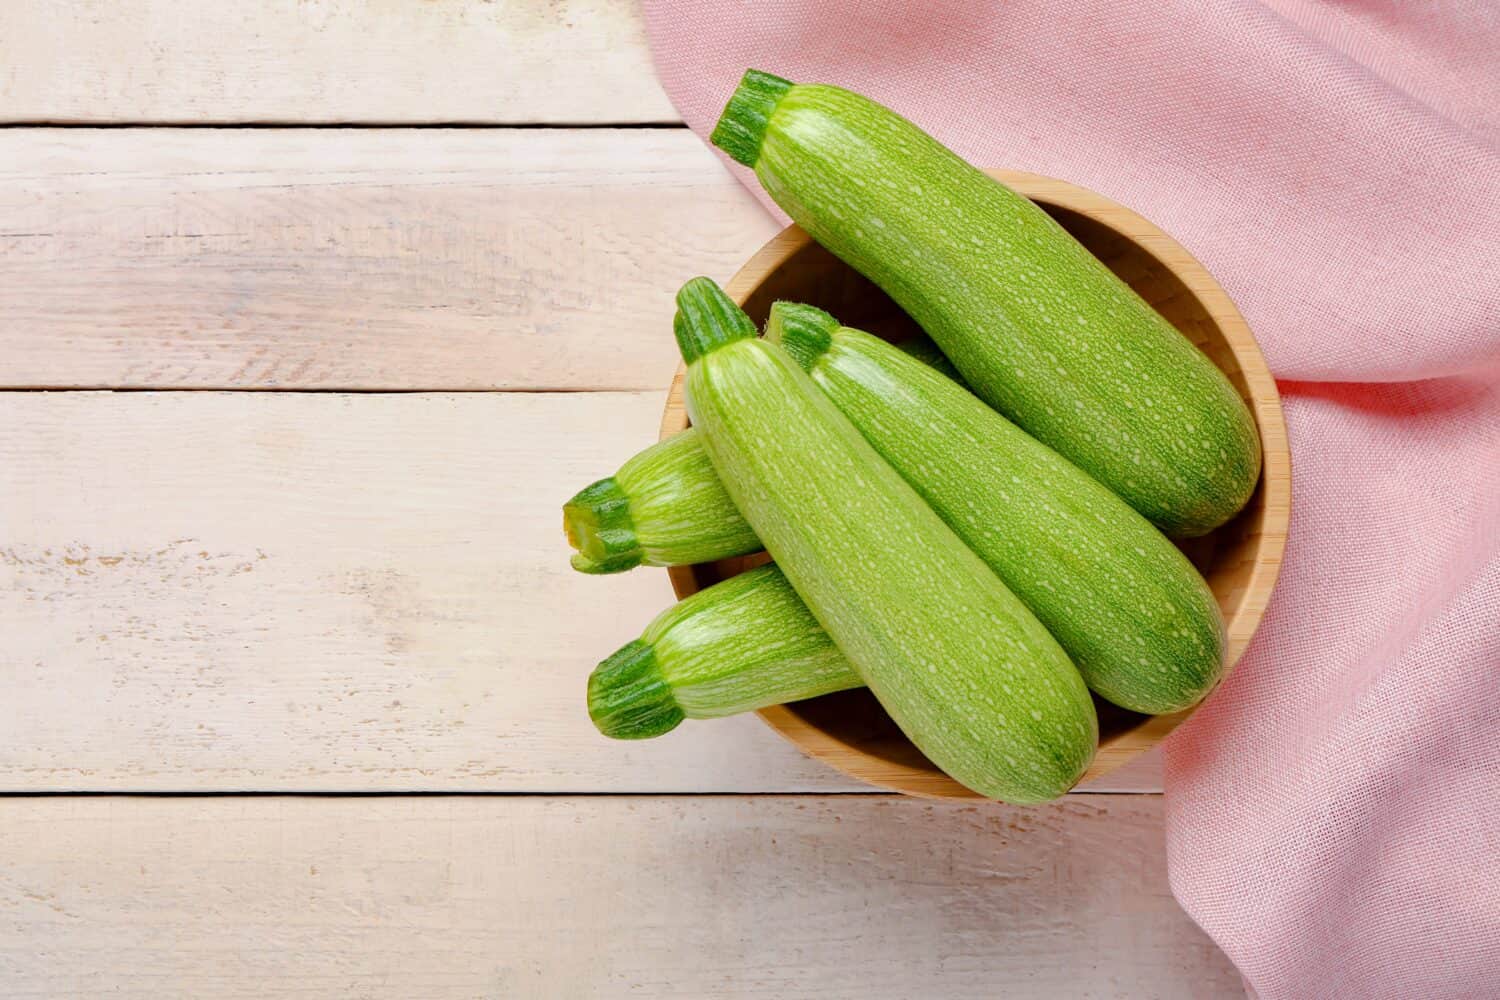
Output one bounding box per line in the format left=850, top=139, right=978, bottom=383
left=660, top=171, right=1290, bottom=798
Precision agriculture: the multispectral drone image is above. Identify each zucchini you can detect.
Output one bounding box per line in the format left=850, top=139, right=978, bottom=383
left=564, top=428, right=758, bottom=574
left=768, top=303, right=1224, bottom=713
left=563, top=336, right=957, bottom=573
left=675, top=277, right=1096, bottom=803
left=583, top=303, right=1223, bottom=715
left=713, top=70, right=1261, bottom=537
left=587, top=563, right=859, bottom=739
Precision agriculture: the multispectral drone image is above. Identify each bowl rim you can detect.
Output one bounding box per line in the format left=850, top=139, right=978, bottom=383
left=658, top=169, right=1291, bottom=798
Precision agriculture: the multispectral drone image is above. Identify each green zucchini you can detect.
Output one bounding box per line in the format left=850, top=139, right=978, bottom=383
left=564, top=428, right=758, bottom=574
left=768, top=302, right=1224, bottom=713
left=588, top=563, right=859, bottom=739
left=675, top=277, right=1096, bottom=803
left=563, top=336, right=957, bottom=573
left=583, top=303, right=1223, bottom=715
left=713, top=70, right=1261, bottom=537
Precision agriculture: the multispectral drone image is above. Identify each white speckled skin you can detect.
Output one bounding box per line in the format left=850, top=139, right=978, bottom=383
left=685, top=331, right=1097, bottom=803
left=643, top=564, right=858, bottom=718
left=614, top=428, right=760, bottom=565
left=747, top=83, right=1261, bottom=537
left=772, top=311, right=1224, bottom=714
left=565, top=337, right=955, bottom=573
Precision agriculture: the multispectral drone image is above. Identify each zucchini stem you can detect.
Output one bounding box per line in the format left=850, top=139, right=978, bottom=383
left=587, top=640, right=685, bottom=739
left=562, top=476, right=643, bottom=574
left=765, top=301, right=839, bottom=372
left=673, top=277, right=757, bottom=364
left=710, top=69, right=793, bottom=167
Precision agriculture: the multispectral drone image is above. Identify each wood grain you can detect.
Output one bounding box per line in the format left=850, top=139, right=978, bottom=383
left=0, top=795, right=1236, bottom=998
left=0, top=128, right=777, bottom=390
left=0, top=389, right=1159, bottom=793
left=0, top=1, right=676, bottom=124
left=662, top=172, right=1290, bottom=798
left=0, top=390, right=818, bottom=791
left=0, top=6, right=1196, bottom=987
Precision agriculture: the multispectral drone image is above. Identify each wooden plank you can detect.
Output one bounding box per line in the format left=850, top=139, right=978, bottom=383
left=0, top=128, right=777, bottom=391
left=0, top=1, right=676, bottom=124
left=0, top=390, right=1160, bottom=793
left=0, top=795, right=1235, bottom=997
left=0, top=390, right=832, bottom=791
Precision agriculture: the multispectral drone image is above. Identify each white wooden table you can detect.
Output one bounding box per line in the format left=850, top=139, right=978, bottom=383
left=0, top=3, right=1237, bottom=995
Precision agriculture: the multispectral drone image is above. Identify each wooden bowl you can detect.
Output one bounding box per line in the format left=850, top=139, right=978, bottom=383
left=660, top=170, right=1290, bottom=798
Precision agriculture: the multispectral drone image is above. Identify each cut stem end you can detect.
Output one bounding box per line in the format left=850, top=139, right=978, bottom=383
left=674, top=277, right=758, bottom=364
left=562, top=477, right=643, bottom=575
left=587, top=640, right=686, bottom=739
left=765, top=301, right=839, bottom=372
left=710, top=69, right=793, bottom=168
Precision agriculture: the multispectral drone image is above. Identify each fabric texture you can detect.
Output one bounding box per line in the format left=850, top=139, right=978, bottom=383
left=639, top=2, right=1500, bottom=995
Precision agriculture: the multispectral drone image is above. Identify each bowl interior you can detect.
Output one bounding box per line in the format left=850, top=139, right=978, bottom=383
left=662, top=176, right=1288, bottom=797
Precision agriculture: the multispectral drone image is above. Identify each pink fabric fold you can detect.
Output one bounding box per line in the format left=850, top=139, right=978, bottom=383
left=640, top=2, right=1500, bottom=994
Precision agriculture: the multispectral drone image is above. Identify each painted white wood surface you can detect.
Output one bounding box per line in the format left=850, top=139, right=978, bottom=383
left=0, top=1, right=676, bottom=124
left=0, top=128, right=777, bottom=391
left=0, top=390, right=815, bottom=791
left=0, top=795, right=1237, bottom=998
left=0, top=389, right=1160, bottom=793
left=0, top=1, right=1207, bottom=992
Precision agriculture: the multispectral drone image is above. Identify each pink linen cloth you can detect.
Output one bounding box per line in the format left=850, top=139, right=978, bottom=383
left=639, top=2, right=1500, bottom=995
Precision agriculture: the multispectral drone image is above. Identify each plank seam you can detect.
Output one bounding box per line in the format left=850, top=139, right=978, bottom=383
left=0, top=790, right=1159, bottom=798
left=0, top=386, right=665, bottom=394
left=0, top=121, right=688, bottom=130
